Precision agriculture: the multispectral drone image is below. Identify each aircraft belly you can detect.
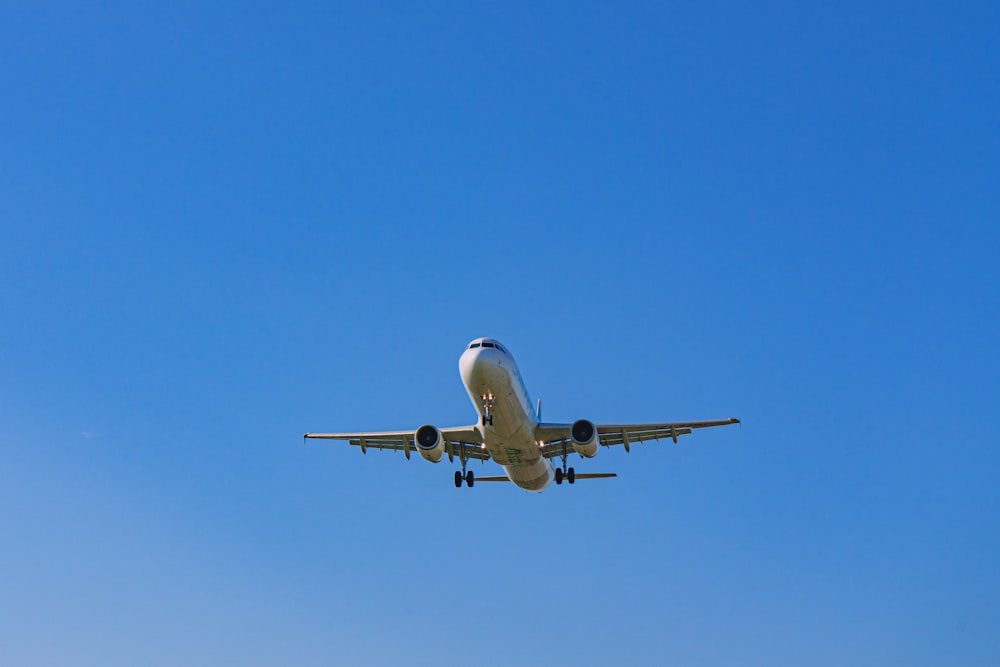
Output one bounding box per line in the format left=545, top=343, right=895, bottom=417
left=484, top=434, right=539, bottom=466
left=485, top=400, right=535, bottom=461
left=503, top=460, right=552, bottom=492
left=492, top=390, right=528, bottom=438
left=473, top=361, right=536, bottom=460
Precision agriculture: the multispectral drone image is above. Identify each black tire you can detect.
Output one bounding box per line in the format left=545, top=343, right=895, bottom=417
left=555, top=468, right=563, bottom=484
left=455, top=471, right=463, bottom=487
left=567, top=467, right=576, bottom=484
left=466, top=470, right=475, bottom=488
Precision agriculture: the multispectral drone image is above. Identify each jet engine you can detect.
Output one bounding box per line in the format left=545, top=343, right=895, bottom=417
left=570, top=419, right=599, bottom=458
left=415, top=424, right=446, bottom=463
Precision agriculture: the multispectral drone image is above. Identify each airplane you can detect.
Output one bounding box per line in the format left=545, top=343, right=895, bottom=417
left=304, top=338, right=739, bottom=492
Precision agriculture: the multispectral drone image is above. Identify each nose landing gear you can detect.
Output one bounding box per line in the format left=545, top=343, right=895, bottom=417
left=480, top=394, right=495, bottom=426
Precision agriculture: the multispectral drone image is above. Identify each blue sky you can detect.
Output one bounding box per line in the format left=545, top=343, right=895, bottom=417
left=1, top=2, right=998, bottom=664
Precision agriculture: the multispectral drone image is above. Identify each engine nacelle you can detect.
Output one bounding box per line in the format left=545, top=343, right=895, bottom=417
left=570, top=419, right=599, bottom=458
left=415, top=424, right=446, bottom=463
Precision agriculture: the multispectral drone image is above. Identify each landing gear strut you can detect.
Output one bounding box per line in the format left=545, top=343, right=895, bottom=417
left=554, top=442, right=575, bottom=485
left=454, top=447, right=475, bottom=488
left=480, top=394, right=495, bottom=426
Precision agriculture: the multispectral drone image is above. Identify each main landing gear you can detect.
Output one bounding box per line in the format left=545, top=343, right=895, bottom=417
left=454, top=446, right=474, bottom=488
left=454, top=469, right=475, bottom=488
left=480, top=394, right=495, bottom=426
left=554, top=442, right=575, bottom=484
left=554, top=467, right=575, bottom=485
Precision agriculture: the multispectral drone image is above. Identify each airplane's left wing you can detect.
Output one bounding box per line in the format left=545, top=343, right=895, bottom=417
left=304, top=426, right=489, bottom=462
left=535, top=418, right=739, bottom=458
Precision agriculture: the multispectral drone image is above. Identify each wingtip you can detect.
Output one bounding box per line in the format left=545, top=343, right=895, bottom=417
left=730, top=418, right=740, bottom=424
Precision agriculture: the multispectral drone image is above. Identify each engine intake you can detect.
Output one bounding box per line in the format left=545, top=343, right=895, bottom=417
left=415, top=425, right=446, bottom=463
left=570, top=419, right=599, bottom=458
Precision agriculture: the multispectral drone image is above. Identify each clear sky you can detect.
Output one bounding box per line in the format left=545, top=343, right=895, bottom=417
left=1, top=2, right=998, bottom=665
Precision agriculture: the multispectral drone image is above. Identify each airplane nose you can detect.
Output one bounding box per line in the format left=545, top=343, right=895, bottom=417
left=459, top=347, right=494, bottom=382
left=460, top=347, right=481, bottom=373
left=459, top=348, right=476, bottom=380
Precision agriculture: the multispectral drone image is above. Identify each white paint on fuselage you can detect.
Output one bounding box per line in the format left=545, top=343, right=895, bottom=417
left=458, top=338, right=554, bottom=492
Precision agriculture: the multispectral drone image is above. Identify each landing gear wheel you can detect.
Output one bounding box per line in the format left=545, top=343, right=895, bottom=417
left=555, top=468, right=563, bottom=485
left=465, top=470, right=475, bottom=488
left=455, top=471, right=463, bottom=487
left=488, top=416, right=494, bottom=426
left=567, top=467, right=576, bottom=484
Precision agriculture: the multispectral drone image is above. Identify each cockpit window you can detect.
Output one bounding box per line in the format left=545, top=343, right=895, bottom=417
left=469, top=343, right=481, bottom=349
left=481, top=342, right=495, bottom=348
left=496, top=344, right=506, bottom=353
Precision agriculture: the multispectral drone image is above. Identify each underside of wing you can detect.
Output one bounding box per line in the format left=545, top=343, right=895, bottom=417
left=304, top=426, right=489, bottom=462
left=536, top=418, right=739, bottom=459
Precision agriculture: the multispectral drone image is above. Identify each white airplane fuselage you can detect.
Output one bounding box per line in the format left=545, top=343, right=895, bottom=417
left=459, top=339, right=554, bottom=492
